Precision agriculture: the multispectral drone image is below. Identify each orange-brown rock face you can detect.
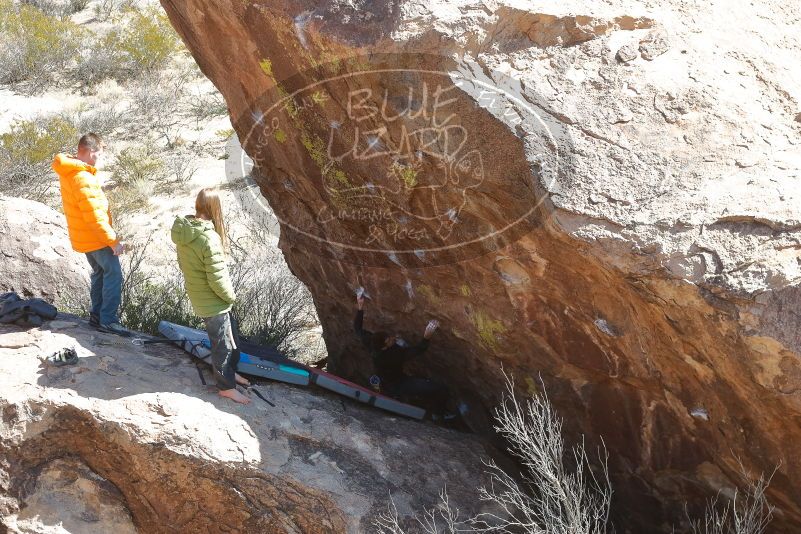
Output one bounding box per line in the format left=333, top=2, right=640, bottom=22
left=160, top=0, right=801, bottom=531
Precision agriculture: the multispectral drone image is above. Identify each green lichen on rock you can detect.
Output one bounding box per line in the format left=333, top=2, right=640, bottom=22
left=300, top=132, right=327, bottom=168
left=311, top=91, right=329, bottom=105
left=401, top=168, right=418, bottom=188
left=416, top=284, right=440, bottom=305
left=259, top=58, right=273, bottom=77
left=471, top=310, right=506, bottom=352
left=273, top=128, right=287, bottom=143
left=300, top=131, right=354, bottom=203
left=331, top=168, right=349, bottom=186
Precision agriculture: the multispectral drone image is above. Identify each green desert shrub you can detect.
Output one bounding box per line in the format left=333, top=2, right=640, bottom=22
left=0, top=1, right=85, bottom=92
left=0, top=115, right=78, bottom=201
left=112, top=144, right=166, bottom=185
left=74, top=5, right=182, bottom=86
left=117, top=6, right=180, bottom=72
left=72, top=32, right=129, bottom=87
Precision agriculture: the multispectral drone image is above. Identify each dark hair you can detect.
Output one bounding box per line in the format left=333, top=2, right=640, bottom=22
left=371, top=331, right=389, bottom=351
left=78, top=133, right=104, bottom=152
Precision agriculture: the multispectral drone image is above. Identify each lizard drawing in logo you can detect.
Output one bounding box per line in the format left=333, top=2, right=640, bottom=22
left=318, top=122, right=485, bottom=241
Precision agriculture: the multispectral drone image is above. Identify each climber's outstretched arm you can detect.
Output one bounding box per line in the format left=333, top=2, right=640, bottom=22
left=354, top=293, right=372, bottom=348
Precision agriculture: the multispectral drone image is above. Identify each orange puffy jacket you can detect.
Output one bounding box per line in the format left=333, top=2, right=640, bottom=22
left=52, top=153, right=118, bottom=253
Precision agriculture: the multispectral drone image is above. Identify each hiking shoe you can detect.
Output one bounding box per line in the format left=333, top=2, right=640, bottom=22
left=89, top=313, right=100, bottom=328
left=43, top=347, right=78, bottom=367
left=98, top=322, right=130, bottom=336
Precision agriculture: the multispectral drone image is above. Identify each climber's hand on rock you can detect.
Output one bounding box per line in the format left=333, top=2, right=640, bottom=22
left=424, top=319, right=439, bottom=338
left=356, top=287, right=368, bottom=309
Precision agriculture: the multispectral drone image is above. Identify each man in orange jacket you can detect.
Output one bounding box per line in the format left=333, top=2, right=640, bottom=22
left=53, top=133, right=127, bottom=335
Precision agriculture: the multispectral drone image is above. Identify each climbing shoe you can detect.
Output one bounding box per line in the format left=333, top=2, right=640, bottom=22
left=89, top=312, right=100, bottom=328
left=42, top=347, right=78, bottom=367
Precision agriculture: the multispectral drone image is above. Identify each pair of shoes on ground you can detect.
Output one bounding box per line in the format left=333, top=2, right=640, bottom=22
left=42, top=347, right=78, bottom=367
left=89, top=314, right=129, bottom=336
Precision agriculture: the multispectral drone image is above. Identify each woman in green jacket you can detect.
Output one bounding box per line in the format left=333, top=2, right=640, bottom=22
left=171, top=188, right=250, bottom=405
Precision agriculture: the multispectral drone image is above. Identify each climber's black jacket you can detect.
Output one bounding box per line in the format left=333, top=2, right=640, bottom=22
left=353, top=309, right=429, bottom=388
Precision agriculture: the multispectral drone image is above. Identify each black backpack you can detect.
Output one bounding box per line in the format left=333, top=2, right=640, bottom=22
left=0, top=292, right=58, bottom=327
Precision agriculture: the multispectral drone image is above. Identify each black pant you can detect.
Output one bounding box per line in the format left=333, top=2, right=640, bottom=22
left=387, top=376, right=450, bottom=415
left=203, top=312, right=239, bottom=390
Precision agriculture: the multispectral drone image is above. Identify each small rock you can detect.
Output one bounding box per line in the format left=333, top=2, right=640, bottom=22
left=603, top=101, right=635, bottom=124
left=589, top=193, right=606, bottom=204
left=735, top=156, right=759, bottom=168
left=795, top=112, right=801, bottom=123
left=616, top=44, right=639, bottom=63
left=639, top=30, right=670, bottom=60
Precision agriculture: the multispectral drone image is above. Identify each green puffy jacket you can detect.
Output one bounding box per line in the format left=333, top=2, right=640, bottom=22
left=171, top=216, right=236, bottom=318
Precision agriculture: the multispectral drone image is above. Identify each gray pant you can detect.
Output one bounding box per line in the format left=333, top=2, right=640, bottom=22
left=203, top=312, right=238, bottom=390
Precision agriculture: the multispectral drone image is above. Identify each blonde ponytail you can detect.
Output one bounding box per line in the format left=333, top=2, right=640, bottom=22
left=195, top=188, right=229, bottom=252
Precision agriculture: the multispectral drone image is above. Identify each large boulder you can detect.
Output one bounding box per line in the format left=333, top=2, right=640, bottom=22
left=0, top=321, right=490, bottom=533
left=159, top=0, right=801, bottom=530
left=0, top=196, right=89, bottom=303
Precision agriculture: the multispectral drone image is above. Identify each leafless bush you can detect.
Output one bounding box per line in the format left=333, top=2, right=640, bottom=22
left=164, top=151, right=197, bottom=189
left=20, top=0, right=89, bottom=20
left=60, top=102, right=126, bottom=138
left=187, top=89, right=229, bottom=127
left=222, top=207, right=319, bottom=359
left=375, top=490, right=470, bottom=534
left=56, top=235, right=199, bottom=334
left=472, top=375, right=612, bottom=533
left=229, top=253, right=318, bottom=359
left=92, top=0, right=136, bottom=22
left=72, top=39, right=126, bottom=88
left=374, top=373, right=612, bottom=534
left=128, top=67, right=193, bottom=147
left=687, top=468, right=775, bottom=534
left=375, top=375, right=777, bottom=534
